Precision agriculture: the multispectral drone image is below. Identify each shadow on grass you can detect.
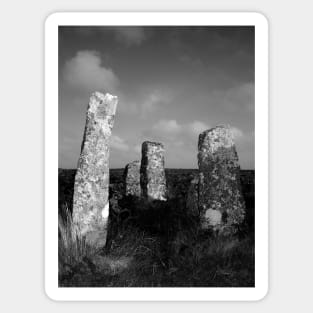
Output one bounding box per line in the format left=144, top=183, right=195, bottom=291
left=59, top=195, right=254, bottom=287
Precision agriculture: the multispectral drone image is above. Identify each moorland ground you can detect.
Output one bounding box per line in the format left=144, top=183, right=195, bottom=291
left=58, top=169, right=255, bottom=287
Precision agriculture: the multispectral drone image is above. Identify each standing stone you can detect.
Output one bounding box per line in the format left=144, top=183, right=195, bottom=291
left=72, top=92, right=118, bottom=247
left=124, top=160, right=141, bottom=197
left=186, top=174, right=200, bottom=217
left=198, top=125, right=245, bottom=232
left=140, top=141, right=167, bottom=201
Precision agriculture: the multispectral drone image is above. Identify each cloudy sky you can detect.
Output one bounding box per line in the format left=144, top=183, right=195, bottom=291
left=59, top=26, right=255, bottom=169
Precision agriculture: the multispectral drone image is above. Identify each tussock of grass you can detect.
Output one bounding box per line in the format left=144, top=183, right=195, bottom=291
left=58, top=204, right=98, bottom=285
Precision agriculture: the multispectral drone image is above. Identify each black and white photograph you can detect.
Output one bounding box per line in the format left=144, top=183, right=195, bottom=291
left=44, top=12, right=268, bottom=300
left=58, top=23, right=255, bottom=287
left=4, top=0, right=313, bottom=310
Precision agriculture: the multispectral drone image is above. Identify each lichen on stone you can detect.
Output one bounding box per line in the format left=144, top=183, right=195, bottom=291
left=124, top=160, right=141, bottom=197
left=140, top=141, right=167, bottom=201
left=186, top=174, right=200, bottom=217
left=197, top=125, right=245, bottom=232
left=72, top=92, right=118, bottom=247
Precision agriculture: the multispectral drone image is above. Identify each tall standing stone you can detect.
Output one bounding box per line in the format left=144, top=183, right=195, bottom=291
left=140, top=141, right=167, bottom=201
left=198, top=125, right=245, bottom=232
left=72, top=92, right=118, bottom=247
left=124, top=160, right=141, bottom=197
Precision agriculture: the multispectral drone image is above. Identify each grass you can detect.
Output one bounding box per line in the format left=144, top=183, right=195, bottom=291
left=58, top=198, right=255, bottom=287
left=58, top=204, right=99, bottom=284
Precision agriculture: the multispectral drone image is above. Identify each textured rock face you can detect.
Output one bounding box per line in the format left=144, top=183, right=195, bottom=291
left=198, top=125, right=245, bottom=231
left=186, top=175, right=200, bottom=217
left=124, top=160, right=141, bottom=197
left=72, top=92, right=118, bottom=247
left=140, top=141, right=167, bottom=201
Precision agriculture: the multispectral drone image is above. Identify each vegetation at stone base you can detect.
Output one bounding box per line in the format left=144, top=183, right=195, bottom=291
left=58, top=168, right=255, bottom=287
left=58, top=204, right=98, bottom=282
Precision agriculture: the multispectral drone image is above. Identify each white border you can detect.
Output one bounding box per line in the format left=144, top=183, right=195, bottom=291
left=45, top=12, right=268, bottom=301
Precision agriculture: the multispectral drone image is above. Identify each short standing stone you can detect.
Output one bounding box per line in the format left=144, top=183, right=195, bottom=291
left=186, top=174, right=200, bottom=217
left=198, top=125, right=245, bottom=231
left=140, top=141, right=167, bottom=201
left=124, top=160, right=141, bottom=197
left=72, top=92, right=118, bottom=247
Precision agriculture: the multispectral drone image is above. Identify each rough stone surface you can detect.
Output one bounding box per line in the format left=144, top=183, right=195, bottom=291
left=186, top=174, right=200, bottom=217
left=72, top=92, right=118, bottom=247
left=124, top=160, right=141, bottom=197
left=198, top=125, right=245, bottom=231
left=140, top=141, right=167, bottom=201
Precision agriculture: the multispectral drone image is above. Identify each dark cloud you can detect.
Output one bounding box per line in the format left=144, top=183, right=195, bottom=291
left=113, top=27, right=146, bottom=46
